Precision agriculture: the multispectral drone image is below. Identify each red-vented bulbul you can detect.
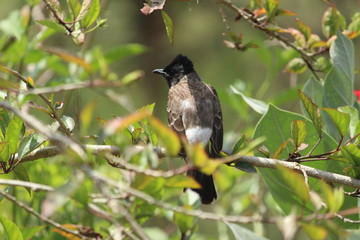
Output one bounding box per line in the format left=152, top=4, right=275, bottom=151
left=153, top=54, right=223, bottom=204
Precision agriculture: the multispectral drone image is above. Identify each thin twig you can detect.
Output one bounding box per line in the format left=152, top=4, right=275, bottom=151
left=0, top=100, right=85, bottom=158
left=306, top=137, right=322, bottom=157
left=105, top=153, right=189, bottom=178
left=0, top=179, right=54, bottom=192
left=216, top=0, right=327, bottom=81
left=116, top=204, right=150, bottom=240
left=42, top=0, right=73, bottom=34
left=80, top=165, right=266, bottom=224
left=0, top=65, right=72, bottom=136
left=12, top=143, right=360, bottom=190
left=81, top=165, right=360, bottom=224
left=0, top=190, right=87, bottom=239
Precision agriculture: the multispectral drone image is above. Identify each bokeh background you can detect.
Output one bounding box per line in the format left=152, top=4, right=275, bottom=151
left=1, top=1, right=360, bottom=239
left=1, top=0, right=359, bottom=150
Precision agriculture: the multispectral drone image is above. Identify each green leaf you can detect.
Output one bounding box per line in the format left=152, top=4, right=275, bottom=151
left=81, top=0, right=100, bottom=28
left=165, top=175, right=201, bottom=189
left=348, top=12, right=360, bottom=37
left=265, top=0, right=279, bottom=20
left=225, top=221, right=269, bottom=240
left=17, top=132, right=46, bottom=160
left=330, top=32, right=355, bottom=86
left=298, top=90, right=323, bottom=137
left=296, top=19, right=312, bottom=40
left=339, top=144, right=360, bottom=166
left=320, top=182, right=344, bottom=213
left=13, top=164, right=31, bottom=195
left=233, top=161, right=257, bottom=173
left=338, top=106, right=359, bottom=138
left=0, top=215, right=23, bottom=240
left=322, top=7, right=346, bottom=38
left=0, top=11, right=25, bottom=40
left=253, top=105, right=342, bottom=214
left=322, top=108, right=350, bottom=138
left=302, top=76, right=323, bottom=107
left=61, top=115, right=76, bottom=132
left=132, top=174, right=165, bottom=194
left=284, top=58, right=306, bottom=74
left=104, top=44, right=148, bottom=63
left=36, top=20, right=66, bottom=33
left=80, top=100, right=97, bottom=134
left=121, top=70, right=144, bottom=85
left=231, top=85, right=268, bottom=114
left=75, top=0, right=91, bottom=22
left=232, top=135, right=246, bottom=154
left=174, top=190, right=199, bottom=233
left=67, top=0, right=81, bottom=20
left=5, top=116, right=23, bottom=159
left=278, top=164, right=310, bottom=202
left=323, top=68, right=354, bottom=110
left=150, top=117, right=180, bottom=156
left=21, top=225, right=45, bottom=240
left=186, top=144, right=220, bottom=174
left=161, top=10, right=174, bottom=46
left=291, top=120, right=307, bottom=148
left=0, top=109, right=10, bottom=136
left=302, top=224, right=328, bottom=240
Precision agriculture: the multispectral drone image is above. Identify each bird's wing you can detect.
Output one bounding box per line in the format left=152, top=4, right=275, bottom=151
left=207, top=84, right=223, bottom=157
left=167, top=83, right=187, bottom=137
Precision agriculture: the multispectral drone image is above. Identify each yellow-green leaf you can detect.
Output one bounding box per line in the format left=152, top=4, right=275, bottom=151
left=104, top=109, right=151, bottom=135
left=322, top=108, right=350, bottom=138
left=298, top=90, right=323, bottom=137
left=165, top=175, right=201, bottom=189
left=150, top=117, right=180, bottom=156
left=186, top=144, right=220, bottom=175
left=291, top=120, right=307, bottom=148
left=277, top=164, right=310, bottom=203
left=161, top=10, right=174, bottom=46
left=0, top=216, right=23, bottom=240
left=302, top=224, right=327, bottom=240
left=81, top=0, right=100, bottom=28
left=42, top=47, right=92, bottom=72
left=284, top=58, right=306, bottom=74
left=80, top=100, right=97, bottom=133
left=320, top=182, right=343, bottom=213
left=296, top=18, right=312, bottom=40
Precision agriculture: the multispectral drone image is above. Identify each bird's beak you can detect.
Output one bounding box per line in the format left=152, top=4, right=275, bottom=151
left=152, top=69, right=167, bottom=76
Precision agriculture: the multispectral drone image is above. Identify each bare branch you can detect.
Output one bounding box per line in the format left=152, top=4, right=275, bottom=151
left=42, top=0, right=73, bottom=34
left=0, top=189, right=87, bottom=239
left=13, top=143, right=360, bottom=190
left=0, top=100, right=85, bottom=158
left=0, top=179, right=54, bottom=192
left=0, top=65, right=72, bottom=136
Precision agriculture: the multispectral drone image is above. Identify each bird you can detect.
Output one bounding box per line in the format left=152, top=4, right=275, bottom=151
left=153, top=54, right=223, bottom=204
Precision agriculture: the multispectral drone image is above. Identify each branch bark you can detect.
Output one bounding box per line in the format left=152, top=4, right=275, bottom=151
left=14, top=143, right=360, bottom=190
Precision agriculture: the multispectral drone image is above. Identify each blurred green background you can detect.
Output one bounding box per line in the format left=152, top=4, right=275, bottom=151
left=0, top=1, right=360, bottom=239
left=1, top=0, right=359, bottom=150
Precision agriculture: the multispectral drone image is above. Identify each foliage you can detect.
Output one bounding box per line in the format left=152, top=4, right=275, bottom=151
left=0, top=0, right=359, bottom=240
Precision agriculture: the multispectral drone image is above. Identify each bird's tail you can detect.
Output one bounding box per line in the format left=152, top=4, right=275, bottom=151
left=187, top=169, right=217, bottom=204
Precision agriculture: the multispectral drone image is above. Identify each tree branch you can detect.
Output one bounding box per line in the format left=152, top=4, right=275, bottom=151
left=0, top=65, right=72, bottom=136
left=0, top=179, right=54, bottom=192
left=0, top=100, right=85, bottom=158
left=13, top=143, right=360, bottom=190
left=0, top=189, right=88, bottom=239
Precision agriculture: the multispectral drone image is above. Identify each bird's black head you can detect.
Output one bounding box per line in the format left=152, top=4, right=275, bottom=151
left=153, top=54, right=194, bottom=87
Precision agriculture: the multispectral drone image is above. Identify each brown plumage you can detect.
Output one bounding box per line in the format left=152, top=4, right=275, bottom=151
left=153, top=55, right=223, bottom=204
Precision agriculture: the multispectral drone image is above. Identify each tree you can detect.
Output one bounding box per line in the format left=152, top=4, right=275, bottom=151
left=0, top=0, right=360, bottom=239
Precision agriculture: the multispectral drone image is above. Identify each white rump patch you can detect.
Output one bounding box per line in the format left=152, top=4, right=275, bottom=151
left=185, top=127, right=212, bottom=144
